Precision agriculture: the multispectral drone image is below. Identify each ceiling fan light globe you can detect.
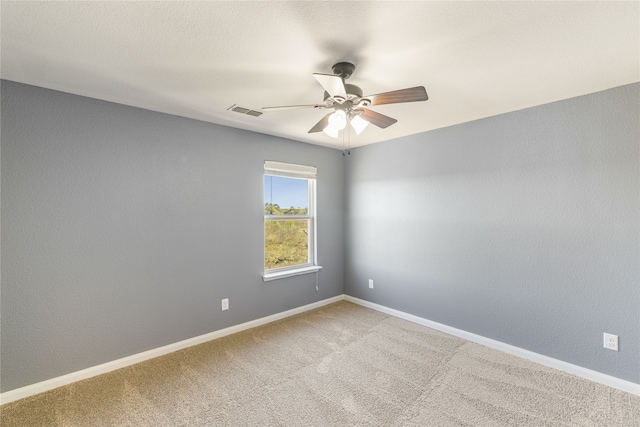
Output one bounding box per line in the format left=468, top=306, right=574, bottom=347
left=328, top=110, right=347, bottom=130
left=350, top=115, right=370, bottom=135
left=323, top=125, right=339, bottom=138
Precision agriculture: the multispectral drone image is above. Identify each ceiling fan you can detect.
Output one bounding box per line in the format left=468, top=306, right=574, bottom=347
left=262, top=62, right=428, bottom=138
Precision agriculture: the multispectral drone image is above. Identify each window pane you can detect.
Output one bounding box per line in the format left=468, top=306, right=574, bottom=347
left=264, top=175, right=308, bottom=215
left=265, top=219, right=309, bottom=269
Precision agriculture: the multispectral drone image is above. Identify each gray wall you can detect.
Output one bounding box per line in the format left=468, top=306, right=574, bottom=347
left=1, top=80, right=344, bottom=392
left=345, top=83, right=639, bottom=383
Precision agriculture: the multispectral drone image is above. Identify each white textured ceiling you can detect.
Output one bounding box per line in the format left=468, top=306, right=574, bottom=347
left=2, top=1, right=639, bottom=150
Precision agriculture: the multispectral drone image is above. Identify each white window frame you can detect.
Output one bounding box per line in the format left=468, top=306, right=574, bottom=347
left=263, top=161, right=322, bottom=281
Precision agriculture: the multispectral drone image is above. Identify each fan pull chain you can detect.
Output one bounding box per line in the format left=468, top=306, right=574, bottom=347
left=342, top=127, right=346, bottom=156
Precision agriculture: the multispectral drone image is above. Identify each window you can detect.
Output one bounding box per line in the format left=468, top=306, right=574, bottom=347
left=263, top=161, right=321, bottom=281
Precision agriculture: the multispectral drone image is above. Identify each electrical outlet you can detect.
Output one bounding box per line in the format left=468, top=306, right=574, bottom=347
left=221, top=298, right=229, bottom=311
left=368, top=279, right=374, bottom=289
left=603, top=333, right=618, bottom=351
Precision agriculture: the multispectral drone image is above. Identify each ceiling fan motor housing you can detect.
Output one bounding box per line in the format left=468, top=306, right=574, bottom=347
left=323, top=83, right=364, bottom=102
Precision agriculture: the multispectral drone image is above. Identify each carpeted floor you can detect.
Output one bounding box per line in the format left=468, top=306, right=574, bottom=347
left=1, top=301, right=639, bottom=426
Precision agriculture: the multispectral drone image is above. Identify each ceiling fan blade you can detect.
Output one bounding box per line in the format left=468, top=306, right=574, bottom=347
left=262, top=104, right=328, bottom=111
left=365, top=86, right=428, bottom=106
left=357, top=108, right=398, bottom=129
left=308, top=112, right=333, bottom=133
left=313, top=73, right=347, bottom=99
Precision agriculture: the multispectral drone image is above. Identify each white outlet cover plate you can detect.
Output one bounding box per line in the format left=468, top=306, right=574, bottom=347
left=221, top=298, right=229, bottom=311
left=603, top=333, right=618, bottom=351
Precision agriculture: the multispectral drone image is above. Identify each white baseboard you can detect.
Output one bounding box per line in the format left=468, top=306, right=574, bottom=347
left=344, top=295, right=640, bottom=396
left=0, top=295, right=343, bottom=405
left=3, top=294, right=637, bottom=405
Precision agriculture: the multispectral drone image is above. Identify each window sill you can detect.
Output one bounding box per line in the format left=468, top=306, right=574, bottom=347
left=262, top=266, right=323, bottom=282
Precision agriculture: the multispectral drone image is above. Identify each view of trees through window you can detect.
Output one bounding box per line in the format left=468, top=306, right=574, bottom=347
left=264, top=204, right=309, bottom=269
left=264, top=175, right=311, bottom=270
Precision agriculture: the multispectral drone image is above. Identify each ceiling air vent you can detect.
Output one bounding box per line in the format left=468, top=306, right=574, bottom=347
left=228, top=104, right=263, bottom=117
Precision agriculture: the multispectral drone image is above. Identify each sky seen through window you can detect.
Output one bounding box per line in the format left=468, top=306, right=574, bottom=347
left=264, top=175, right=308, bottom=210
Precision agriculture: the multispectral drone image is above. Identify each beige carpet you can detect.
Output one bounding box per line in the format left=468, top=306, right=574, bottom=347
left=1, top=301, right=639, bottom=426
